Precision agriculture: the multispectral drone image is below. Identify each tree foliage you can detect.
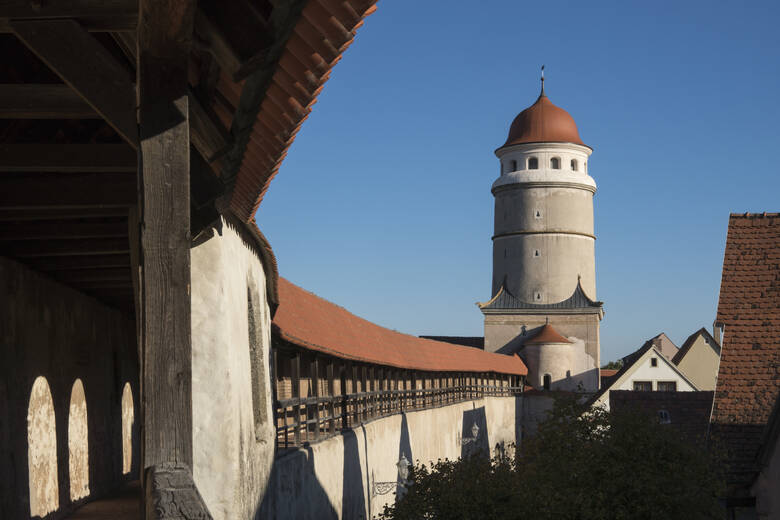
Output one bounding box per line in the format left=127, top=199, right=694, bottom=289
left=601, top=360, right=623, bottom=370
left=379, top=396, right=723, bottom=520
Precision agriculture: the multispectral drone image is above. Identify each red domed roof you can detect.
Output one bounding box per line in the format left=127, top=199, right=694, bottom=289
left=501, top=92, right=586, bottom=148
left=525, top=324, right=573, bottom=345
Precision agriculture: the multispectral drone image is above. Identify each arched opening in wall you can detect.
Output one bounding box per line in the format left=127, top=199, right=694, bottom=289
left=550, top=157, right=560, bottom=169
left=528, top=157, right=538, bottom=169
left=510, top=160, right=517, bottom=172
left=28, top=376, right=59, bottom=517
left=247, top=285, right=269, bottom=441
left=121, top=382, right=134, bottom=475
left=68, top=379, right=90, bottom=501
left=543, top=374, right=551, bottom=390
left=571, top=159, right=578, bottom=171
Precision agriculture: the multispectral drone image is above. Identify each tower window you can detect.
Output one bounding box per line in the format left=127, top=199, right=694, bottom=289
left=534, top=210, right=542, bottom=219
left=534, top=250, right=540, bottom=257
left=543, top=374, right=551, bottom=391
left=534, top=291, right=542, bottom=301
left=571, top=159, right=578, bottom=171
left=528, top=157, right=538, bottom=169
left=550, top=157, right=560, bottom=169
left=566, top=370, right=571, bottom=379
left=510, top=160, right=517, bottom=171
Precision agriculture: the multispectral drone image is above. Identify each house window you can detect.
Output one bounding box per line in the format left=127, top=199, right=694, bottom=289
left=550, top=157, right=560, bottom=169
left=528, top=157, right=538, bottom=169
left=543, top=374, right=551, bottom=390
left=650, top=357, right=658, bottom=367
left=657, top=381, right=677, bottom=392
left=633, top=381, right=652, bottom=391
left=658, top=410, right=671, bottom=424
left=571, top=159, right=578, bottom=171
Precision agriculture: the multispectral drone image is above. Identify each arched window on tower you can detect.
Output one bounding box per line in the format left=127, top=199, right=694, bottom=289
left=510, top=160, right=517, bottom=172
left=571, top=159, right=578, bottom=171
left=550, top=157, right=560, bottom=169
left=543, top=374, right=551, bottom=391
left=528, top=157, right=538, bottom=169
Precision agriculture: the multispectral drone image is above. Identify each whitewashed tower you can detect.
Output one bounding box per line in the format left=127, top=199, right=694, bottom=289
left=479, top=71, right=604, bottom=392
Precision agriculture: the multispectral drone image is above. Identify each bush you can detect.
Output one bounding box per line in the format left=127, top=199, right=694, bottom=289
left=379, top=395, right=723, bottom=520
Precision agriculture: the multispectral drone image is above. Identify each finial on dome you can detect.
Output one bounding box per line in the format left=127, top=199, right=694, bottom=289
left=540, top=65, right=546, bottom=97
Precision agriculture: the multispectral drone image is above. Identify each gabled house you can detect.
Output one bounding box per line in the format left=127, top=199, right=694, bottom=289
left=645, top=332, right=679, bottom=361
left=672, top=327, right=721, bottom=391
left=589, top=338, right=698, bottom=410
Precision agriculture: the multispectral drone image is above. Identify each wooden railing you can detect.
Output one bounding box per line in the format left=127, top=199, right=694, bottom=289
left=273, top=343, right=524, bottom=449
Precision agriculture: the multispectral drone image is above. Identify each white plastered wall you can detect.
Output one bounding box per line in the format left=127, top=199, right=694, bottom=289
left=191, top=217, right=275, bottom=520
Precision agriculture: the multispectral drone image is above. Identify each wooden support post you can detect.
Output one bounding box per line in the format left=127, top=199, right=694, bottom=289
left=135, top=0, right=196, bottom=472
left=291, top=353, right=301, bottom=446
left=361, top=365, right=368, bottom=421
left=327, top=361, right=336, bottom=436
left=311, top=356, right=320, bottom=441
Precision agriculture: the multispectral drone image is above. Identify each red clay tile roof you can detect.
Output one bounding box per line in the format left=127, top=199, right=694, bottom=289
left=711, top=213, right=780, bottom=492
left=600, top=369, right=618, bottom=378
left=229, top=0, right=378, bottom=221
left=273, top=278, right=528, bottom=376
left=525, top=324, right=572, bottom=345
left=501, top=92, right=586, bottom=149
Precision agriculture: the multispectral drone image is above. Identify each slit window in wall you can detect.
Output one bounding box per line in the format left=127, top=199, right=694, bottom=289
left=543, top=374, right=551, bottom=390
left=121, top=383, right=134, bottom=475
left=534, top=210, right=542, bottom=219
left=28, top=376, right=59, bottom=517
left=247, top=284, right=269, bottom=441
left=534, top=249, right=540, bottom=257
left=551, top=157, right=560, bottom=169
left=528, top=157, right=538, bottom=169
left=571, top=159, right=578, bottom=171
left=68, top=379, right=90, bottom=501
left=534, top=291, right=542, bottom=301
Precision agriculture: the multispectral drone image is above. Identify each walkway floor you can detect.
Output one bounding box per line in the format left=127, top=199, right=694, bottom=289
left=65, top=481, right=140, bottom=519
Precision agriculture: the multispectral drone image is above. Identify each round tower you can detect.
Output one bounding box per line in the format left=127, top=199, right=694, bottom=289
left=491, top=79, right=596, bottom=303
left=522, top=324, right=574, bottom=391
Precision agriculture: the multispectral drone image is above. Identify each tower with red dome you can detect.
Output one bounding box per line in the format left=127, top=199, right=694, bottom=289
left=479, top=73, right=604, bottom=392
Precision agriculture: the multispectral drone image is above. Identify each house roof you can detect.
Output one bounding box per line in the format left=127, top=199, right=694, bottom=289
left=272, top=278, right=528, bottom=376
left=710, top=213, right=780, bottom=492
left=588, top=339, right=698, bottom=407
left=524, top=324, right=572, bottom=345
left=420, top=336, right=485, bottom=350
left=672, top=327, right=718, bottom=366
left=611, top=390, right=714, bottom=442
left=478, top=278, right=603, bottom=312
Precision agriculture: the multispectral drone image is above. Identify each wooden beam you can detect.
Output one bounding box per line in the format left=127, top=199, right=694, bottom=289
left=0, top=84, right=99, bottom=119
left=0, top=173, right=136, bottom=209
left=0, top=208, right=128, bottom=221
left=26, top=254, right=130, bottom=271
left=188, top=90, right=230, bottom=163
left=0, top=220, right=127, bottom=240
left=0, top=0, right=137, bottom=32
left=0, top=144, right=136, bottom=172
left=137, top=0, right=195, bottom=470
left=56, top=268, right=131, bottom=283
left=1, top=238, right=130, bottom=258
left=11, top=19, right=138, bottom=147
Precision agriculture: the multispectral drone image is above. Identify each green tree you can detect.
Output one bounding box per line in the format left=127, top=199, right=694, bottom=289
left=380, top=396, right=723, bottom=520
left=601, top=359, right=623, bottom=370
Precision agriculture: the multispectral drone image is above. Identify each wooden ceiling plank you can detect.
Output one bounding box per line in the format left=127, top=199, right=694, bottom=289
left=55, top=268, right=131, bottom=283
left=0, top=173, right=136, bottom=209
left=25, top=254, right=130, bottom=271
left=10, top=19, right=138, bottom=148
left=1, top=238, right=130, bottom=258
left=0, top=84, right=99, bottom=119
left=0, top=220, right=127, bottom=241
left=0, top=144, right=136, bottom=172
left=0, top=208, right=128, bottom=221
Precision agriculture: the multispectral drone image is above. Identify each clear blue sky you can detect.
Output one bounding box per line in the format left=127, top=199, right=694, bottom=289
left=256, top=0, right=780, bottom=363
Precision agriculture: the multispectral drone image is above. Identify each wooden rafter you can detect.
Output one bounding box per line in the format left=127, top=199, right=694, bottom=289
left=0, top=84, right=100, bottom=119
left=0, top=144, right=136, bottom=172
left=11, top=19, right=138, bottom=148
left=0, top=173, right=136, bottom=209
left=0, top=220, right=127, bottom=241
left=26, top=254, right=130, bottom=271
left=1, top=238, right=130, bottom=258
left=0, top=207, right=128, bottom=221
left=0, top=0, right=137, bottom=33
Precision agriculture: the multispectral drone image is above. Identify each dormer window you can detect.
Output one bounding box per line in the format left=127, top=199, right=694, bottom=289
left=571, top=159, right=578, bottom=171
left=528, top=157, right=538, bottom=170
left=550, top=157, right=560, bottom=169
